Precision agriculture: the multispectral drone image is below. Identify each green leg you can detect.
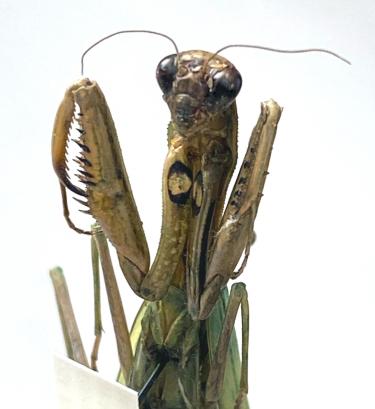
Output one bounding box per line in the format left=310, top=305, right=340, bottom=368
left=90, top=228, right=103, bottom=371
left=205, top=283, right=249, bottom=409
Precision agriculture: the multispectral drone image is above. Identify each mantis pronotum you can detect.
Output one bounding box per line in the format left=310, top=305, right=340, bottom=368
left=50, top=31, right=349, bottom=409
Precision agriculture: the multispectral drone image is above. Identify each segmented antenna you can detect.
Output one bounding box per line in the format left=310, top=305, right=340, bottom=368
left=80, top=30, right=179, bottom=76
left=210, top=44, right=351, bottom=65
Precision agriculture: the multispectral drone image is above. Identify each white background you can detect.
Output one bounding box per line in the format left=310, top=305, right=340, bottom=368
left=0, top=0, right=374, bottom=408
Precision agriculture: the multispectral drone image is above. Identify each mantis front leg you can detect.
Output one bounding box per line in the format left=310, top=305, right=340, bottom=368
left=199, top=100, right=282, bottom=320
left=52, top=79, right=191, bottom=301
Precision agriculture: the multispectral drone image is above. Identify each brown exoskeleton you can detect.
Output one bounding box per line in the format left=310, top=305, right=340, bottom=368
left=51, top=31, right=349, bottom=409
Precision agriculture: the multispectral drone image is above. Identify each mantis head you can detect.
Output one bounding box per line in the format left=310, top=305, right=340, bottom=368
left=156, top=50, right=242, bottom=134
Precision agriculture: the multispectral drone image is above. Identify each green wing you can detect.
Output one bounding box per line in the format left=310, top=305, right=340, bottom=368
left=117, top=300, right=149, bottom=385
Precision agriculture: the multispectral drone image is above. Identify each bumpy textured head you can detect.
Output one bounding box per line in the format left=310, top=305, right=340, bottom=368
left=156, top=50, right=242, bottom=134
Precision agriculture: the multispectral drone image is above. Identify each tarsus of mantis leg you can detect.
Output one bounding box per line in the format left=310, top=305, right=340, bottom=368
left=90, top=228, right=103, bottom=371
left=49, top=267, right=89, bottom=367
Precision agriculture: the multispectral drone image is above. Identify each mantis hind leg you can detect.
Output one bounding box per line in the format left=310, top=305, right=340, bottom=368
left=205, top=283, right=249, bottom=409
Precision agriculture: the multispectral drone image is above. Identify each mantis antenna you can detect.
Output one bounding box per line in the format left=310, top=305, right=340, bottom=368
left=80, top=30, right=179, bottom=76
left=210, top=44, right=351, bottom=65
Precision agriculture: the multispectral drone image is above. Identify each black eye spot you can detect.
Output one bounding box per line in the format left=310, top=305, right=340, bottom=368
left=206, top=67, right=242, bottom=112
left=156, top=54, right=177, bottom=94
left=167, top=161, right=193, bottom=205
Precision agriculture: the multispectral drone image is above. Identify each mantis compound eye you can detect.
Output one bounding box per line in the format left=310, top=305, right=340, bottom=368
left=206, top=67, right=242, bottom=112
left=156, top=54, right=177, bottom=94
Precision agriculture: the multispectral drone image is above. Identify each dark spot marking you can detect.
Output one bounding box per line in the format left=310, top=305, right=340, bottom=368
left=116, top=167, right=123, bottom=179
left=243, top=161, right=251, bottom=169
left=167, top=161, right=193, bottom=205
left=238, top=177, right=247, bottom=185
left=142, top=287, right=151, bottom=297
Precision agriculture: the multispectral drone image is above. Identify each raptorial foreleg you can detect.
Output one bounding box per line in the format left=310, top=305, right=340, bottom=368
left=51, top=79, right=191, bottom=302
left=199, top=100, right=282, bottom=319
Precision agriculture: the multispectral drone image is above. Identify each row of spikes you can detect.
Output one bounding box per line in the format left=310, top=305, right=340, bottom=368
left=67, top=111, right=95, bottom=215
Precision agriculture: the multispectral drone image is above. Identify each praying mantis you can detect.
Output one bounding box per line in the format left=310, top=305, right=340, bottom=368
left=50, top=31, right=349, bottom=409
